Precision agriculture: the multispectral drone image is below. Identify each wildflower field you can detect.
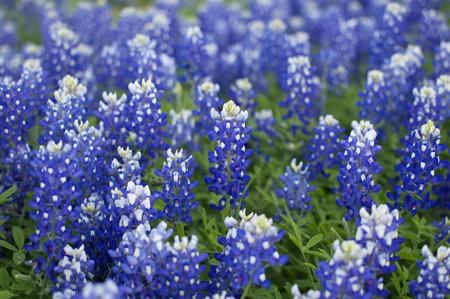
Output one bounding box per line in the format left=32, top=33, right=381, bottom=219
left=0, top=0, right=449, bottom=298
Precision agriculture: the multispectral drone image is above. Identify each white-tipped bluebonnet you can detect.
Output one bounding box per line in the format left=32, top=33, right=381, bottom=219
left=41, top=75, right=87, bottom=143
left=306, top=115, right=343, bottom=177
left=18, top=58, right=49, bottom=115
left=109, top=146, right=142, bottom=189
left=435, top=74, right=450, bottom=121
left=261, top=18, right=287, bottom=77
left=28, top=141, right=82, bottom=279
left=371, top=3, right=407, bottom=66
left=285, top=32, right=310, bottom=59
left=249, top=0, right=291, bottom=21
left=53, top=245, right=94, bottom=295
left=57, top=279, right=122, bottom=299
left=418, top=10, right=449, bottom=53
left=0, top=11, right=17, bottom=47
left=356, top=204, right=403, bottom=274
left=194, top=79, right=223, bottom=136
left=434, top=41, right=450, bottom=77
left=109, top=221, right=207, bottom=298
left=337, top=120, right=382, bottom=220
left=277, top=159, right=314, bottom=212
left=407, top=86, right=447, bottom=131
left=97, top=91, right=127, bottom=150
left=210, top=210, right=287, bottom=296
left=169, top=109, right=197, bottom=148
left=143, top=10, right=175, bottom=55
left=390, top=121, right=447, bottom=213
left=358, top=70, right=388, bottom=127
left=230, top=78, right=257, bottom=114
left=155, top=148, right=198, bottom=223
left=121, top=78, right=168, bottom=159
left=316, top=240, right=387, bottom=298
left=206, top=101, right=251, bottom=210
left=291, top=285, right=320, bottom=299
left=42, top=22, right=93, bottom=86
left=0, top=45, right=22, bottom=78
left=409, top=245, right=450, bottom=299
left=254, top=109, right=278, bottom=142
left=280, top=56, right=320, bottom=129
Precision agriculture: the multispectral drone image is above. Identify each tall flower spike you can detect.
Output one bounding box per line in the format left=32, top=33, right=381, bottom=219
left=169, top=109, right=196, bottom=149
left=418, top=10, right=449, bottom=53
left=206, top=101, right=251, bottom=210
left=358, top=70, right=388, bottom=127
left=356, top=204, right=404, bottom=274
left=436, top=74, right=450, bottom=122
left=280, top=55, right=320, bottom=129
left=41, top=75, right=87, bottom=143
left=434, top=41, right=450, bottom=77
left=306, top=115, right=343, bottom=177
left=390, top=120, right=447, bottom=213
left=230, top=78, right=257, bottom=114
left=407, top=86, right=442, bottom=131
left=409, top=245, right=450, bottom=299
left=194, top=79, right=223, bottom=136
left=276, top=159, right=314, bottom=212
left=337, top=120, right=382, bottom=220
left=155, top=148, right=198, bottom=223
left=316, top=240, right=387, bottom=298
left=109, top=221, right=207, bottom=298
left=28, top=141, right=82, bottom=280
left=209, top=210, right=287, bottom=296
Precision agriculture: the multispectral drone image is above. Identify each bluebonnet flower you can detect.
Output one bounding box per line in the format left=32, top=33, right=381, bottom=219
left=0, top=11, right=17, bottom=46
left=97, top=91, right=127, bottom=150
left=436, top=74, right=450, bottom=121
left=17, top=58, right=49, bottom=115
left=0, top=45, right=22, bottom=78
left=122, top=33, right=177, bottom=91
left=109, top=221, right=207, bottom=298
left=95, top=43, right=122, bottom=88
left=53, top=245, right=94, bottom=295
left=205, top=101, right=251, bottom=210
left=418, top=10, right=449, bottom=53
left=179, top=26, right=218, bottom=80
left=261, top=18, right=287, bottom=77
left=390, top=120, right=447, bottom=213
left=41, top=75, right=87, bottom=143
left=121, top=78, right=168, bottom=159
left=407, top=86, right=447, bottom=131
left=409, top=245, right=450, bottom=299
left=210, top=210, right=287, bottom=296
left=337, top=120, right=382, bottom=220
left=155, top=149, right=198, bottom=223
left=143, top=10, right=175, bottom=55
left=358, top=70, right=388, bottom=127
left=276, top=159, right=314, bottom=212
left=230, top=78, right=257, bottom=114
left=316, top=240, right=387, bottom=298
left=434, top=41, right=450, bottom=77
left=434, top=217, right=449, bottom=242
left=28, top=141, right=82, bottom=279
left=55, top=279, right=122, bottom=299
left=42, top=21, right=93, bottom=86
left=285, top=32, right=310, bottom=59
left=194, top=79, right=223, bottom=136
left=280, top=56, right=320, bottom=128
left=109, top=146, right=143, bottom=190
left=169, top=109, right=197, bottom=148
left=69, top=2, right=113, bottom=51
left=206, top=291, right=236, bottom=299
left=254, top=109, right=278, bottom=142
left=249, top=0, right=291, bottom=21
left=306, top=115, right=343, bottom=177
left=355, top=204, right=403, bottom=274
left=371, top=3, right=407, bottom=66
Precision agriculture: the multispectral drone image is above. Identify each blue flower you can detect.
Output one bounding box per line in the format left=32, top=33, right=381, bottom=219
left=358, top=70, right=388, bottom=127
left=155, top=148, right=198, bottom=223
left=210, top=210, right=287, bottom=296
left=434, top=217, right=449, bottom=242
left=205, top=101, right=251, bottom=210
left=434, top=41, right=450, bottom=77
left=230, top=78, right=257, bottom=114
left=169, top=109, right=197, bottom=149
left=337, top=120, right=382, bottom=220
left=390, top=120, right=447, bottom=213
left=409, top=245, right=450, bottom=299
left=194, top=79, right=223, bottom=136
left=418, top=10, right=449, bottom=53
left=276, top=159, right=314, bottom=212
left=55, top=279, right=123, bottom=299
left=306, top=115, right=343, bottom=177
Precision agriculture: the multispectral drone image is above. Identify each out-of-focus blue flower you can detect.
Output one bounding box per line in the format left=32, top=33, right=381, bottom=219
left=230, top=78, right=257, bottom=114
left=435, top=74, right=450, bottom=121
left=409, top=245, right=450, bottom=299
left=210, top=210, right=287, bottom=296
left=434, top=41, right=450, bottom=77
left=56, top=279, right=123, bottom=299
left=155, top=148, right=198, bottom=223
left=390, top=120, right=447, bottom=213
left=194, top=79, right=223, bottom=136
left=205, top=101, right=251, bottom=210
left=280, top=56, right=320, bottom=129
left=337, top=120, right=382, bottom=220
left=434, top=217, right=449, bottom=242
left=306, top=115, right=343, bottom=177
left=418, top=10, right=449, bottom=53
left=277, top=159, right=314, bottom=212
left=358, top=70, right=388, bottom=127
left=169, top=109, right=197, bottom=149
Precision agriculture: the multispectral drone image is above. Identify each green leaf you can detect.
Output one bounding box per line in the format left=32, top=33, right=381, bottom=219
left=13, top=274, right=31, bottom=283
left=0, top=269, right=10, bottom=290
left=305, top=234, right=323, bottom=249
left=273, top=287, right=282, bottom=299
left=392, top=272, right=401, bottom=295
left=11, top=228, right=24, bottom=250
left=12, top=252, right=25, bottom=265
left=0, top=241, right=16, bottom=252
left=304, top=249, right=329, bottom=259
left=0, top=291, right=14, bottom=299
left=0, top=186, right=17, bottom=205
